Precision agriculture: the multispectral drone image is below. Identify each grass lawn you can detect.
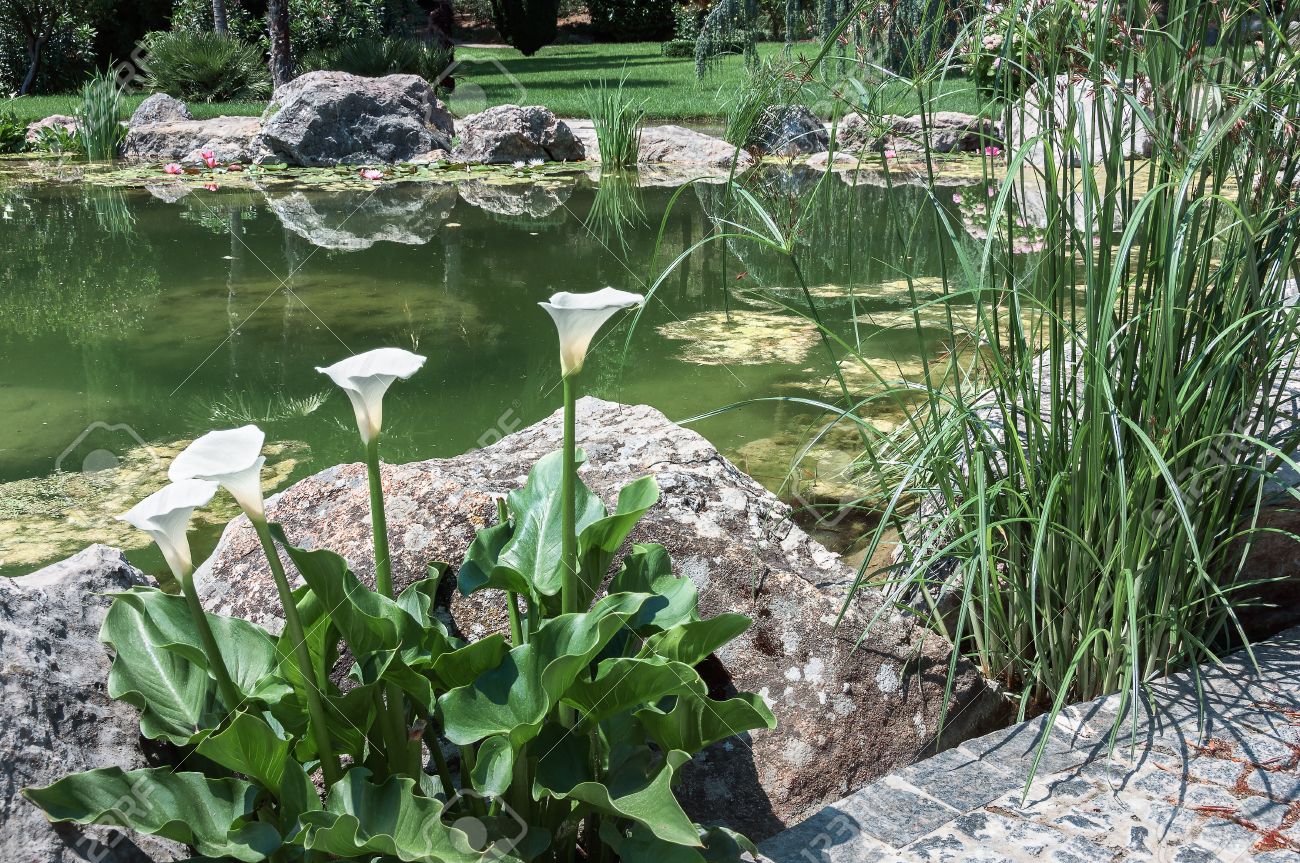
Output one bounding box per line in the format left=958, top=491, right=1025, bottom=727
left=4, top=42, right=983, bottom=125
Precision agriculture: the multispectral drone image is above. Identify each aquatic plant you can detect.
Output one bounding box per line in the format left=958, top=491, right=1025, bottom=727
left=74, top=70, right=126, bottom=162
left=23, top=291, right=773, bottom=863
left=583, top=73, right=645, bottom=170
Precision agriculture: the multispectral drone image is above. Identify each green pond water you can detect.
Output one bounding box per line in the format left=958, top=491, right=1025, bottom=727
left=0, top=162, right=986, bottom=577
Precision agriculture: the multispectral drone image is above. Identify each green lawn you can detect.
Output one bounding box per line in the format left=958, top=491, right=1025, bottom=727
left=4, top=42, right=982, bottom=125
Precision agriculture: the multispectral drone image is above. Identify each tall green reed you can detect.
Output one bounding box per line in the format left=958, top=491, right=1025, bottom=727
left=583, top=73, right=646, bottom=170
left=75, top=71, right=126, bottom=162
left=640, top=0, right=1300, bottom=741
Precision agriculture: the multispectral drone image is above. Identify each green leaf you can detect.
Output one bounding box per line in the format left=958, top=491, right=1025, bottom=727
left=295, top=768, right=483, bottom=863
left=457, top=520, right=531, bottom=598
left=430, top=633, right=510, bottom=691
left=573, top=476, right=660, bottom=609
left=599, top=822, right=757, bottom=863
left=277, top=759, right=322, bottom=832
left=564, top=657, right=706, bottom=725
left=496, top=449, right=609, bottom=600
left=636, top=692, right=775, bottom=754
left=533, top=726, right=700, bottom=847
left=640, top=615, right=752, bottom=667
left=192, top=710, right=293, bottom=790
left=107, top=587, right=282, bottom=701
left=470, top=735, right=515, bottom=798
left=439, top=592, right=651, bottom=747
left=609, top=544, right=700, bottom=632
left=23, top=767, right=279, bottom=862
left=100, top=594, right=223, bottom=744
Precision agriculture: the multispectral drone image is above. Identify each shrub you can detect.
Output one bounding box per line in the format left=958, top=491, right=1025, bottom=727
left=0, top=109, right=25, bottom=153
left=299, top=36, right=454, bottom=83
left=30, top=125, right=81, bottom=157
left=586, top=0, right=676, bottom=41
left=74, top=72, right=126, bottom=162
left=138, top=30, right=272, bottom=102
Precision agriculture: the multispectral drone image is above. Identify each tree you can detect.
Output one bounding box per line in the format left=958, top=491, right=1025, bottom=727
left=490, top=0, right=560, bottom=56
left=212, top=0, right=228, bottom=33
left=267, top=0, right=291, bottom=85
left=0, top=0, right=90, bottom=95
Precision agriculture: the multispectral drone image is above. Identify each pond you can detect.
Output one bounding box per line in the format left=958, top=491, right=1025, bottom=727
left=0, top=162, right=989, bottom=577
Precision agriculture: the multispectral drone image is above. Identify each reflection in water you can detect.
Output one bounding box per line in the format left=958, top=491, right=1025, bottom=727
left=0, top=166, right=999, bottom=574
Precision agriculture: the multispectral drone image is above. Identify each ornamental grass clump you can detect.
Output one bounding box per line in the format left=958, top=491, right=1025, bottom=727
left=23, top=290, right=774, bottom=863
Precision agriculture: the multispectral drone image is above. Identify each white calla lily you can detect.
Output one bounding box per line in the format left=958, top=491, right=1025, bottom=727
left=316, top=347, right=426, bottom=444
left=539, top=288, right=644, bottom=376
left=168, top=425, right=269, bottom=521
left=117, top=479, right=219, bottom=578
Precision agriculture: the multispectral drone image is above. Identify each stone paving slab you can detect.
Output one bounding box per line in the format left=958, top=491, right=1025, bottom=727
left=760, top=625, right=1300, bottom=863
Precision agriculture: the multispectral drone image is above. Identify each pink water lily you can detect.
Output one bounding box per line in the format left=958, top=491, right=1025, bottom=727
left=984, top=146, right=1002, bottom=157
left=952, top=193, right=964, bottom=204
left=361, top=168, right=384, bottom=181
left=163, top=163, right=183, bottom=175
left=203, top=183, right=218, bottom=191
left=201, top=149, right=218, bottom=169
left=883, top=149, right=897, bottom=159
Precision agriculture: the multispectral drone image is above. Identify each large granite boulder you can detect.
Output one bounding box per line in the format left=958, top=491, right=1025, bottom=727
left=254, top=71, right=455, bottom=167
left=452, top=105, right=585, bottom=164
left=122, top=116, right=260, bottom=165
left=263, top=183, right=458, bottom=250
left=1018, top=76, right=1155, bottom=165
left=0, top=545, right=184, bottom=862
left=750, top=105, right=828, bottom=157
left=639, top=125, right=755, bottom=170
left=197, top=398, right=1007, bottom=839
left=838, top=111, right=1003, bottom=154
left=128, top=94, right=192, bottom=128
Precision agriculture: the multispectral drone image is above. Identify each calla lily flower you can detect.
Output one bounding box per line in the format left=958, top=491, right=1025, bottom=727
left=539, top=288, right=644, bottom=377
left=168, top=425, right=269, bottom=520
left=117, top=479, right=219, bottom=577
left=317, top=348, right=427, bottom=444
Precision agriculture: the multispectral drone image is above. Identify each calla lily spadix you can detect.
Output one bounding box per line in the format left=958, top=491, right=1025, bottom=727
left=316, top=347, right=426, bottom=445
left=118, top=479, right=219, bottom=579
left=539, top=288, right=644, bottom=377
left=168, top=425, right=268, bottom=521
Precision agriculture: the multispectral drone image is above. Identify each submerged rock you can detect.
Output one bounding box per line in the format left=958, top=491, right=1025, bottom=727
left=452, top=105, right=585, bottom=165
left=128, top=94, right=192, bottom=128
left=0, top=545, right=185, bottom=862
left=198, top=398, right=1007, bottom=838
left=658, top=310, right=821, bottom=365
left=255, top=71, right=456, bottom=167
left=264, top=183, right=458, bottom=250
left=122, top=116, right=260, bottom=165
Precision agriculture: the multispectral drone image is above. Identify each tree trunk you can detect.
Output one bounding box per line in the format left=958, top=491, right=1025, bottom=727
left=212, top=0, right=229, bottom=33
left=19, top=35, right=43, bottom=96
left=268, top=0, right=293, bottom=86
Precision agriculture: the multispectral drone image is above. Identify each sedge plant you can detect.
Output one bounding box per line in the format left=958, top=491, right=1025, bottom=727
left=23, top=291, right=775, bottom=863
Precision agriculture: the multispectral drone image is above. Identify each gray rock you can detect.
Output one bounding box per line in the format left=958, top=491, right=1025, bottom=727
left=197, top=398, right=1008, bottom=839
left=0, top=545, right=185, bottom=863
left=128, top=94, right=192, bottom=128
left=751, top=106, right=828, bottom=157
left=122, top=115, right=260, bottom=165
left=24, top=115, right=78, bottom=144
left=838, top=111, right=1003, bottom=154
left=264, top=183, right=458, bottom=250
left=254, top=71, right=455, bottom=167
left=452, top=105, right=585, bottom=164
left=1018, top=76, right=1154, bottom=165
left=639, top=124, right=754, bottom=170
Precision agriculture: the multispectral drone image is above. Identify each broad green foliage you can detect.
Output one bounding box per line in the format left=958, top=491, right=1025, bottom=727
left=25, top=444, right=772, bottom=863
left=139, top=30, right=272, bottom=103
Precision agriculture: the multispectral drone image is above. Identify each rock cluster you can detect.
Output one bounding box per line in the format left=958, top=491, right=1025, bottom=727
left=837, top=111, right=1003, bottom=154
left=451, top=104, right=585, bottom=164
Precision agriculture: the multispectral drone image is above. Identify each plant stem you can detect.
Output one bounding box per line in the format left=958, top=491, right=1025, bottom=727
left=250, top=517, right=343, bottom=788
left=561, top=375, right=578, bottom=614
left=177, top=566, right=242, bottom=712
left=365, top=435, right=420, bottom=778
left=423, top=721, right=456, bottom=794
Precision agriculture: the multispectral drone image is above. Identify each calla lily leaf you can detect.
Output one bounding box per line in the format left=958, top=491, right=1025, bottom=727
left=470, top=734, right=515, bottom=798
left=438, top=592, right=651, bottom=747
left=430, top=633, right=510, bottom=691
left=573, top=475, right=660, bottom=610
left=192, top=710, right=294, bottom=790
left=100, top=593, right=225, bottom=744
left=107, top=587, right=282, bottom=702
left=532, top=725, right=700, bottom=847
left=609, top=544, right=701, bottom=633
left=599, top=822, right=758, bottom=863
left=22, top=767, right=279, bottom=862
left=457, top=520, right=532, bottom=598
left=635, top=692, right=776, bottom=754
left=295, top=768, right=487, bottom=863
left=640, top=614, right=753, bottom=667
left=564, top=656, right=706, bottom=725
